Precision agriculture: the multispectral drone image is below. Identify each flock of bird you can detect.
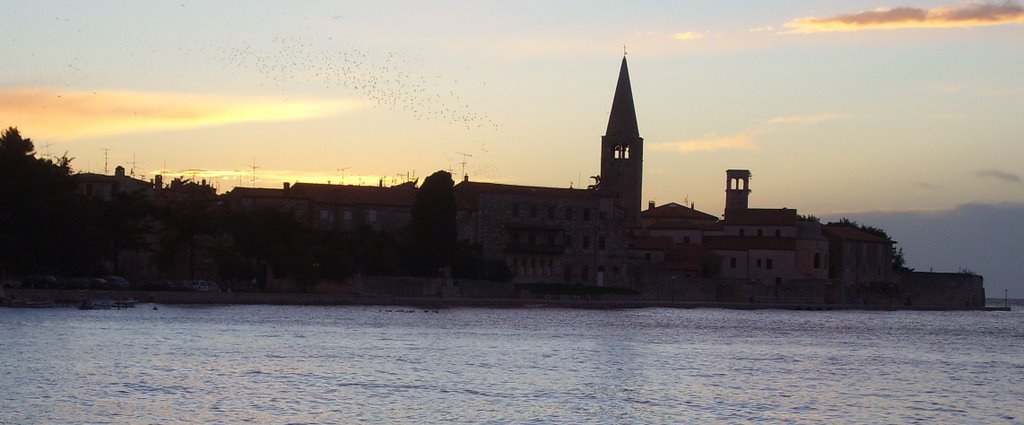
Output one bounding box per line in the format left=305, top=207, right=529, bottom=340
left=219, top=36, right=502, bottom=132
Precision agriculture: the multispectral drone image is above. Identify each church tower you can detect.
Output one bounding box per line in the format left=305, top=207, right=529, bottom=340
left=599, top=56, right=643, bottom=225
left=724, top=169, right=751, bottom=217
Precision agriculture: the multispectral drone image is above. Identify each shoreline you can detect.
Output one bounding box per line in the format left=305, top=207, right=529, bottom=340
left=3, top=288, right=1011, bottom=312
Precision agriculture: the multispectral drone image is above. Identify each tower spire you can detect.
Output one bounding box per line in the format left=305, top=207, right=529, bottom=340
left=599, top=56, right=644, bottom=225
left=605, top=56, right=639, bottom=138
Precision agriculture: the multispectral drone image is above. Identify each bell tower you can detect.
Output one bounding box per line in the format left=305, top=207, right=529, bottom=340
left=725, top=169, right=751, bottom=216
left=599, top=56, right=643, bottom=225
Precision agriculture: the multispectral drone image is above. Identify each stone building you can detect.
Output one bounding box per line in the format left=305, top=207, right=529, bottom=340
left=454, top=181, right=629, bottom=286
left=224, top=181, right=417, bottom=234
left=77, top=165, right=155, bottom=201
left=452, top=56, right=645, bottom=287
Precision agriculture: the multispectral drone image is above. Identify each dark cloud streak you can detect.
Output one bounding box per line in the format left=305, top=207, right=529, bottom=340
left=976, top=169, right=1022, bottom=184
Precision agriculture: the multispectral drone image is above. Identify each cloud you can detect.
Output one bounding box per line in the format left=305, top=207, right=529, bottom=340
left=749, top=26, right=776, bottom=33
left=657, top=112, right=846, bottom=156
left=650, top=133, right=756, bottom=154
left=783, top=2, right=1024, bottom=33
left=922, top=81, right=1024, bottom=97
left=0, top=88, right=365, bottom=141
left=762, top=113, right=850, bottom=126
left=976, top=169, right=1022, bottom=184
left=671, top=32, right=706, bottom=41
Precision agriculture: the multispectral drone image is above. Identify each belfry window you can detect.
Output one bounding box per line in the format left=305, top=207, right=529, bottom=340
left=613, top=144, right=630, bottom=160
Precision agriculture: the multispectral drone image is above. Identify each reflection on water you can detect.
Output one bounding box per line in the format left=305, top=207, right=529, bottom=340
left=1, top=305, right=1022, bottom=423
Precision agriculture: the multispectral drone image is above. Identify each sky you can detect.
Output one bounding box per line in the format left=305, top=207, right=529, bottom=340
left=2, top=1, right=1022, bottom=296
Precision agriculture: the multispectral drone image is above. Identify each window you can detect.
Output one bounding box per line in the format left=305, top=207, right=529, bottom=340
left=343, top=210, right=352, bottom=221
left=547, top=206, right=555, bottom=219
left=683, top=236, right=690, bottom=244
left=756, top=259, right=762, bottom=268
left=529, top=205, right=537, bottom=218
left=730, top=257, right=737, bottom=268
left=598, top=237, right=606, bottom=250
left=563, top=265, right=572, bottom=282
left=512, top=204, right=520, bottom=217
left=757, top=229, right=763, bottom=237
left=813, top=253, right=821, bottom=269
left=547, top=233, right=555, bottom=245
left=774, top=229, right=781, bottom=237
left=645, top=253, right=652, bottom=262
left=563, top=234, right=572, bottom=248
left=613, top=144, right=630, bottom=160
left=581, top=265, right=589, bottom=281
left=766, top=259, right=774, bottom=270
left=583, top=208, right=591, bottom=221
left=582, top=236, right=591, bottom=249
left=739, top=229, right=745, bottom=236
left=528, top=233, right=536, bottom=245
left=565, top=207, right=574, bottom=220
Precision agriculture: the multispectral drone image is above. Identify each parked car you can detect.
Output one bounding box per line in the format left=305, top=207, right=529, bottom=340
left=22, top=275, right=60, bottom=289
left=183, top=280, right=220, bottom=292
left=102, top=276, right=130, bottom=290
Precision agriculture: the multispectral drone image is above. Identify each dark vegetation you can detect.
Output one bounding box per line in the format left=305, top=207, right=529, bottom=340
left=0, top=127, right=510, bottom=290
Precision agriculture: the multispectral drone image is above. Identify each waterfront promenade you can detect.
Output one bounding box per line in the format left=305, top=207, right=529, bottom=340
left=5, top=288, right=1009, bottom=312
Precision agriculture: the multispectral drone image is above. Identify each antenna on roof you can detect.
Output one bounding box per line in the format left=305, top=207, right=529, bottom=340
left=337, top=167, right=350, bottom=185
left=39, top=142, right=53, bottom=160
left=455, top=152, right=472, bottom=180
left=101, top=148, right=111, bottom=174
left=250, top=157, right=259, bottom=188
left=129, top=154, right=143, bottom=178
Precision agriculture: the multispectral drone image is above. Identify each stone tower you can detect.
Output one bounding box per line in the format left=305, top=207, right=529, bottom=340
left=599, top=56, right=643, bottom=225
left=725, top=169, right=751, bottom=215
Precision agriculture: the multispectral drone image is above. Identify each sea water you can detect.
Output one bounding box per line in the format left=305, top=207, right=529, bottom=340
left=2, top=304, right=1021, bottom=424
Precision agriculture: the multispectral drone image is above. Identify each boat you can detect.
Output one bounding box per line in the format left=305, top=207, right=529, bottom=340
left=6, top=298, right=57, bottom=308
left=79, top=298, right=115, bottom=310
left=78, top=298, right=136, bottom=310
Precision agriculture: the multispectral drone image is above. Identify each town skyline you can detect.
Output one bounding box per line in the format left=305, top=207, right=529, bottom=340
left=3, top=1, right=1023, bottom=296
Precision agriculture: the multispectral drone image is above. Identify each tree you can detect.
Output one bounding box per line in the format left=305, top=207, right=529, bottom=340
left=156, top=179, right=219, bottom=279
left=0, top=127, right=96, bottom=276
left=410, top=170, right=457, bottom=276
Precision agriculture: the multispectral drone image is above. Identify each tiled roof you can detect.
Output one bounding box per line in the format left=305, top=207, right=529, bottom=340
left=666, top=243, right=719, bottom=260
left=725, top=208, right=798, bottom=226
left=454, top=181, right=598, bottom=209
left=823, top=225, right=892, bottom=244
left=629, top=235, right=673, bottom=251
left=642, top=202, right=718, bottom=221
left=286, top=183, right=417, bottom=207
left=75, top=172, right=151, bottom=187
left=704, top=235, right=797, bottom=251
left=226, top=187, right=292, bottom=199
left=648, top=219, right=722, bottom=231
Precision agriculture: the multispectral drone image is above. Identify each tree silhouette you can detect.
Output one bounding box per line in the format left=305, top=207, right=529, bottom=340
left=411, top=170, right=456, bottom=275
left=0, top=127, right=97, bottom=276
